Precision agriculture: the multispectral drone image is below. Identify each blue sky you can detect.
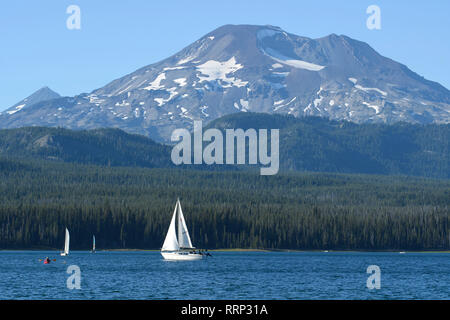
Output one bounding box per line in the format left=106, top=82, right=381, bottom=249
left=1, top=0, right=449, bottom=110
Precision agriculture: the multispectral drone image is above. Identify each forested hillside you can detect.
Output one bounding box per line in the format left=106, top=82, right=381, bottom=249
left=0, top=158, right=448, bottom=250
left=1, top=113, right=448, bottom=178
left=0, top=127, right=172, bottom=168
left=207, top=113, right=450, bottom=178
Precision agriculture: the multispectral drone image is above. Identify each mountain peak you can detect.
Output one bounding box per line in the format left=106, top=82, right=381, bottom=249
left=2, top=86, right=60, bottom=115
left=207, top=24, right=288, bottom=39
left=32, top=86, right=59, bottom=96
left=37, top=85, right=52, bottom=91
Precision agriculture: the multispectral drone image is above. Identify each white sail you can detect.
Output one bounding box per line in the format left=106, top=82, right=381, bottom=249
left=161, top=199, right=203, bottom=261
left=177, top=200, right=194, bottom=249
left=92, top=235, right=96, bottom=251
left=161, top=203, right=180, bottom=251
left=64, top=228, right=70, bottom=255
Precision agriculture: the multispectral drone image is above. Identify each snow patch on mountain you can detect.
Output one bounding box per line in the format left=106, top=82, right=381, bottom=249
left=163, top=66, right=186, bottom=71
left=143, top=73, right=166, bottom=91
left=177, top=55, right=196, bottom=65
left=240, top=99, right=249, bottom=110
left=363, top=102, right=381, bottom=114
left=115, top=101, right=130, bottom=107
left=174, top=78, right=187, bottom=87
left=263, top=47, right=325, bottom=71
left=348, top=78, right=386, bottom=96
left=200, top=105, right=209, bottom=117
left=234, top=99, right=249, bottom=112
left=273, top=71, right=290, bottom=77
left=274, top=97, right=296, bottom=111
left=6, top=104, right=26, bottom=115
left=154, top=87, right=178, bottom=106
left=196, top=57, right=248, bottom=88
left=313, top=87, right=324, bottom=109
left=355, top=84, right=387, bottom=97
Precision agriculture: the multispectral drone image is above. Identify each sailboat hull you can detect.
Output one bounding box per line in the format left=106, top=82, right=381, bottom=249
left=161, top=251, right=203, bottom=261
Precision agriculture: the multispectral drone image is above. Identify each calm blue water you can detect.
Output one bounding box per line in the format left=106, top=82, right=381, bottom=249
left=0, top=251, right=448, bottom=300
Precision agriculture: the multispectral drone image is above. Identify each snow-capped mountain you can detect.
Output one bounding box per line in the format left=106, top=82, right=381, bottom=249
left=1, top=24, right=449, bottom=142
left=2, top=86, right=60, bottom=116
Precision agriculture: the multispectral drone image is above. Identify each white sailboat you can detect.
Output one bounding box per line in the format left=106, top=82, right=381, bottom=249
left=161, top=199, right=203, bottom=261
left=60, top=228, right=70, bottom=256
left=91, top=235, right=96, bottom=253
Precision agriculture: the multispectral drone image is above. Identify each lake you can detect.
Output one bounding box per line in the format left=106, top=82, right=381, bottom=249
left=0, top=251, right=448, bottom=300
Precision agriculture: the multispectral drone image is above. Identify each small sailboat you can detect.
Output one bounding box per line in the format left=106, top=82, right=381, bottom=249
left=161, top=199, right=203, bottom=261
left=91, top=235, right=96, bottom=253
left=60, top=228, right=70, bottom=256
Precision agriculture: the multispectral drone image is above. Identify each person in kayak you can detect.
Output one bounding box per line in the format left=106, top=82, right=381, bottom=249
left=44, top=257, right=51, bottom=264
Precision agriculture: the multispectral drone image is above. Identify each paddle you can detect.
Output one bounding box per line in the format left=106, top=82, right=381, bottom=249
left=38, top=259, right=57, bottom=262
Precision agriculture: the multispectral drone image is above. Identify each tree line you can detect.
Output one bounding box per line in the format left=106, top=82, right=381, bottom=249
left=0, top=158, right=448, bottom=250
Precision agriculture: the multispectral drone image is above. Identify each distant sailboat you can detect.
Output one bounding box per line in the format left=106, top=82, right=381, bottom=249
left=91, top=235, right=96, bottom=253
left=161, top=199, right=203, bottom=261
left=60, top=228, right=70, bottom=256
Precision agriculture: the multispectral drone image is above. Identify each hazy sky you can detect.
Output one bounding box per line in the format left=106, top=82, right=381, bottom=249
left=1, top=0, right=449, bottom=110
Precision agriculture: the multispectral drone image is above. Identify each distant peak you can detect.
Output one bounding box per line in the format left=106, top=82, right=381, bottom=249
left=35, top=86, right=58, bottom=94
left=4, top=86, right=61, bottom=113
left=29, top=86, right=60, bottom=97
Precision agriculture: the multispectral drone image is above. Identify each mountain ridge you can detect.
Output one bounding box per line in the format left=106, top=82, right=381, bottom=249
left=1, top=24, right=449, bottom=142
left=1, top=113, right=448, bottom=178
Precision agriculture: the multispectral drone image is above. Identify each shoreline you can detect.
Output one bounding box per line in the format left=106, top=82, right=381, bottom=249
left=1, top=248, right=449, bottom=253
